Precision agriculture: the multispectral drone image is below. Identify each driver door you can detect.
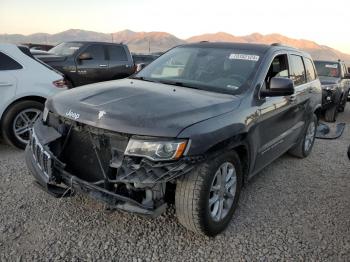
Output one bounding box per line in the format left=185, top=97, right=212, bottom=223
left=252, top=53, right=304, bottom=172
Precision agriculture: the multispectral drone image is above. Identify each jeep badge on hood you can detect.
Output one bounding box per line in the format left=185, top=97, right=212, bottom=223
left=65, top=109, right=80, bottom=120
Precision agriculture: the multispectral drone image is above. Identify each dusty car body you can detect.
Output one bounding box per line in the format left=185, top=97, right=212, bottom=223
left=26, top=42, right=322, bottom=236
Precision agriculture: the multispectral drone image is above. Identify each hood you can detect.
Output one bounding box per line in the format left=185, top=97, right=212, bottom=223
left=318, top=76, right=341, bottom=86
left=36, top=54, right=67, bottom=63
left=47, top=79, right=241, bottom=137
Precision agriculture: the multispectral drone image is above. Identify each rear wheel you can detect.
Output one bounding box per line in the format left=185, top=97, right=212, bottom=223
left=1, top=100, right=43, bottom=149
left=338, top=95, right=346, bottom=112
left=289, top=114, right=317, bottom=158
left=175, top=151, right=242, bottom=236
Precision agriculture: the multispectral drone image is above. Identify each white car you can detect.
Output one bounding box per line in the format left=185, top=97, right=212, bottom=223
left=0, top=44, right=67, bottom=149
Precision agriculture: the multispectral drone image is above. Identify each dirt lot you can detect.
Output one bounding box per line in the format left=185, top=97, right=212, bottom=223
left=0, top=107, right=349, bottom=261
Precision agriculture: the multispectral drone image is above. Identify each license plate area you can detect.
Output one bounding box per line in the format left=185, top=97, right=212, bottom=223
left=31, top=131, right=52, bottom=179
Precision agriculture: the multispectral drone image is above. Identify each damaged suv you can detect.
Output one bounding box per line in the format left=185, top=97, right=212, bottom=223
left=26, top=42, right=322, bottom=236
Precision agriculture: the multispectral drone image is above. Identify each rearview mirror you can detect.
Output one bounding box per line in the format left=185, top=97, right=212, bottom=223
left=260, top=77, right=295, bottom=97
left=78, top=52, right=92, bottom=60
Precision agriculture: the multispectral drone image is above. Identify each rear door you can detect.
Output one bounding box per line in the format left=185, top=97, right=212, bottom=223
left=0, top=51, right=19, bottom=114
left=106, top=45, right=134, bottom=79
left=75, top=44, right=109, bottom=85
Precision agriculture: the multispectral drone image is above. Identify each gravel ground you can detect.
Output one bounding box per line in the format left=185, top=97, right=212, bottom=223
left=0, top=108, right=349, bottom=261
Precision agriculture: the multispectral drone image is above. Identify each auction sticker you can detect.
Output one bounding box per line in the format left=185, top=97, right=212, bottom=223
left=229, top=54, right=260, bottom=61
left=325, top=64, right=338, bottom=68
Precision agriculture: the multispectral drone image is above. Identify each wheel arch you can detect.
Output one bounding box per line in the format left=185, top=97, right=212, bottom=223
left=204, top=133, right=250, bottom=185
left=0, top=95, right=46, bottom=124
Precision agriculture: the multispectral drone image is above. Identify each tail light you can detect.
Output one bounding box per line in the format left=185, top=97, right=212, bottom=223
left=52, top=79, right=67, bottom=88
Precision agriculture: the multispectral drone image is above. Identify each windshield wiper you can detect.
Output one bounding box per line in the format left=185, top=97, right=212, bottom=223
left=129, top=76, right=159, bottom=83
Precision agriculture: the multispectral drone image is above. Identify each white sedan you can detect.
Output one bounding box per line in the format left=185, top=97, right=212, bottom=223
left=0, top=44, right=67, bottom=149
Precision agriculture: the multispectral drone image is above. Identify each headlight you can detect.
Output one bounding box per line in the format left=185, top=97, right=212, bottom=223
left=323, top=84, right=338, bottom=91
left=42, top=107, right=49, bottom=122
left=125, top=138, right=187, bottom=161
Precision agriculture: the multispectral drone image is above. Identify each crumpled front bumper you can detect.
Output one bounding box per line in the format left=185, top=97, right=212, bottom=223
left=25, top=121, right=192, bottom=217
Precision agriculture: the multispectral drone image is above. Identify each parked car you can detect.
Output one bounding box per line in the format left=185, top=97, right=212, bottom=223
left=0, top=44, right=67, bottom=149
left=26, top=42, right=322, bottom=236
left=35, top=41, right=135, bottom=87
left=314, top=60, right=350, bottom=121
left=132, top=53, right=159, bottom=72
left=21, top=43, right=54, bottom=51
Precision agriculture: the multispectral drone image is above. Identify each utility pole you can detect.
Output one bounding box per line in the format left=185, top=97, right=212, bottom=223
left=148, top=38, right=151, bottom=53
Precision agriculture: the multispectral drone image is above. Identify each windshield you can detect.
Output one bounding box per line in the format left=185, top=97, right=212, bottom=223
left=135, top=46, right=262, bottom=94
left=49, top=42, right=83, bottom=56
left=314, top=61, right=340, bottom=77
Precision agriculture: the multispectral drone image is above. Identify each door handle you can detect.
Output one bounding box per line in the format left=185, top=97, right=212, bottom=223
left=99, top=64, right=107, bottom=67
left=0, top=82, right=12, bottom=87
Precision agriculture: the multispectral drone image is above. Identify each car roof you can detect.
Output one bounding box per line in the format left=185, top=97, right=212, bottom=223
left=62, top=41, right=125, bottom=46
left=314, top=60, right=341, bottom=64
left=180, top=41, right=301, bottom=53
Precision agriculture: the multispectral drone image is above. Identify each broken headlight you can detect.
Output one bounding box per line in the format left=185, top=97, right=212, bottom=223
left=125, top=138, right=187, bottom=161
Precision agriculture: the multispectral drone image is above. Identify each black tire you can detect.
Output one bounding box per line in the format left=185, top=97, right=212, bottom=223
left=338, top=96, right=346, bottom=112
left=1, top=100, right=43, bottom=149
left=175, top=151, right=243, bottom=236
left=324, top=104, right=338, bottom=122
left=288, top=114, right=317, bottom=158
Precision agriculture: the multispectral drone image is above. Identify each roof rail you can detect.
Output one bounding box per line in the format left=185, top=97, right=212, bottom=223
left=271, top=42, right=296, bottom=49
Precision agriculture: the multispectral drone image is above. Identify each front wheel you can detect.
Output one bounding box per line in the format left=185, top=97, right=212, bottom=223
left=175, top=151, right=243, bottom=236
left=288, top=114, right=317, bottom=158
left=1, top=100, right=43, bottom=149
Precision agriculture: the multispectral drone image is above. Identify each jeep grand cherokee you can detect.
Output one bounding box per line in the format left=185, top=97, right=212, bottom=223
left=26, top=42, right=322, bottom=236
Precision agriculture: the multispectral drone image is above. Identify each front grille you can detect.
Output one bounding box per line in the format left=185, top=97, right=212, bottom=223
left=31, top=131, right=52, bottom=179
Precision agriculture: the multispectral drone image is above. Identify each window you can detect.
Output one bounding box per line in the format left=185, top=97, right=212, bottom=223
left=108, top=45, right=128, bottom=61
left=0, top=52, right=22, bottom=70
left=136, top=46, right=262, bottom=94
left=289, top=55, right=306, bottom=86
left=80, top=45, right=106, bottom=62
left=314, top=61, right=340, bottom=77
left=264, top=54, right=289, bottom=88
left=304, top=57, right=316, bottom=82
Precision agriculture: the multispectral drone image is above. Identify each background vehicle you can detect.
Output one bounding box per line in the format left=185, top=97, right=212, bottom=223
left=314, top=60, right=350, bottom=121
left=0, top=44, right=67, bottom=149
left=26, top=42, right=321, bottom=236
left=35, top=41, right=135, bottom=87
left=132, top=53, right=159, bottom=72
left=21, top=43, right=54, bottom=51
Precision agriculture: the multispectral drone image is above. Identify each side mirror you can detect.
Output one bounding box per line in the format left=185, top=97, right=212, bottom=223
left=260, top=77, right=295, bottom=97
left=343, top=73, right=350, bottom=79
left=136, top=63, right=147, bottom=72
left=78, top=52, right=92, bottom=60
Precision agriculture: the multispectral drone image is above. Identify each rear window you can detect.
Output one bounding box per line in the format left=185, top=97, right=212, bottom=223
left=108, top=45, right=128, bottom=61
left=314, top=61, right=340, bottom=77
left=304, top=57, right=317, bottom=81
left=0, top=52, right=22, bottom=70
left=289, top=55, right=306, bottom=86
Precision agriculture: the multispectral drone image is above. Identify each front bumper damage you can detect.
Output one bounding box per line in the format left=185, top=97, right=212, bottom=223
left=25, top=119, right=195, bottom=217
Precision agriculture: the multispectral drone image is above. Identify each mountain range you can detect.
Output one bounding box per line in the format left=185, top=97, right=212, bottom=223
left=0, top=29, right=349, bottom=62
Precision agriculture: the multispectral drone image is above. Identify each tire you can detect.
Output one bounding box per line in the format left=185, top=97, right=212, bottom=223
left=338, top=96, right=346, bottom=112
left=324, top=104, right=338, bottom=122
left=1, top=100, right=43, bottom=149
left=288, top=114, right=317, bottom=158
left=175, top=151, right=243, bottom=236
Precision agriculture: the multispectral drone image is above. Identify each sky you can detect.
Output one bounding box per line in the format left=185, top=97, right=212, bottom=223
left=1, top=0, right=349, bottom=53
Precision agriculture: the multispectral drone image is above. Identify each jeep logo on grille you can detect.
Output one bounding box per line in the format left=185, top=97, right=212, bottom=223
left=65, top=109, right=80, bottom=120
